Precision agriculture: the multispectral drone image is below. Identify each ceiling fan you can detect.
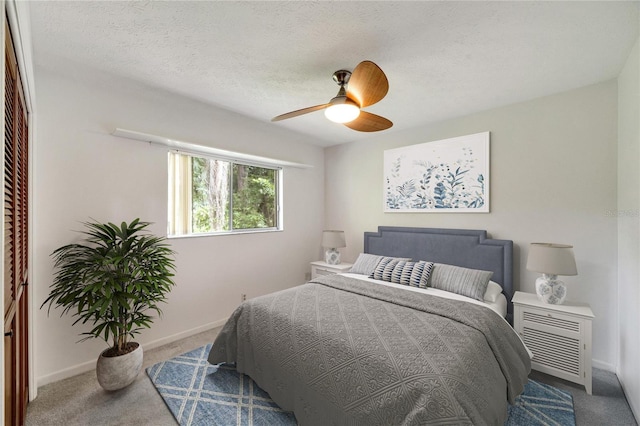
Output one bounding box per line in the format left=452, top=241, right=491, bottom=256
left=271, top=60, right=393, bottom=132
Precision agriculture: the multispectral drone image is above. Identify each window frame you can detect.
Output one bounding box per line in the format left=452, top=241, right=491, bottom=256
left=168, top=150, right=283, bottom=238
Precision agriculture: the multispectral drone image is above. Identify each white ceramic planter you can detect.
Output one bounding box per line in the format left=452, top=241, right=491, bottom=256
left=96, top=343, right=144, bottom=391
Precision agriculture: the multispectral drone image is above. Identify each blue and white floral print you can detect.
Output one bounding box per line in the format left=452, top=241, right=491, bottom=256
left=384, top=133, right=489, bottom=212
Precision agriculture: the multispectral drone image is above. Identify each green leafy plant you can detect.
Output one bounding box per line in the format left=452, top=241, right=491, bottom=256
left=42, top=219, right=176, bottom=357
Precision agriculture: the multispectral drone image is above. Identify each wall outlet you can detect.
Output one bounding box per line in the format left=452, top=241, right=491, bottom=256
left=241, top=293, right=247, bottom=302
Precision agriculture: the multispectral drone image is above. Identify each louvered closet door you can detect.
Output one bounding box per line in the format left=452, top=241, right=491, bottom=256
left=4, top=17, right=29, bottom=426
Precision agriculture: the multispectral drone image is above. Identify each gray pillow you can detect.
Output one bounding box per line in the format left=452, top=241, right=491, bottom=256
left=428, top=263, right=493, bottom=301
left=350, top=253, right=384, bottom=275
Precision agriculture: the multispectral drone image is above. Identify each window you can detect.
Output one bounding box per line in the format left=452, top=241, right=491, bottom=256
left=168, top=152, right=282, bottom=237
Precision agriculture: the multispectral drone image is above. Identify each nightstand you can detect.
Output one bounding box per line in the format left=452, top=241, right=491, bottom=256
left=513, top=291, right=594, bottom=394
left=310, top=261, right=353, bottom=279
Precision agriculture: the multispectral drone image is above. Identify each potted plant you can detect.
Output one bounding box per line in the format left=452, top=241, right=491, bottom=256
left=42, top=219, right=176, bottom=391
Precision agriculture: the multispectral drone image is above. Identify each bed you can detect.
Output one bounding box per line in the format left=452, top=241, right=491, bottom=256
left=209, top=227, right=531, bottom=425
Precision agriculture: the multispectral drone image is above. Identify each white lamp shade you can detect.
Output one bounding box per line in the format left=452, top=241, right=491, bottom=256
left=526, top=243, right=577, bottom=276
left=322, top=230, right=346, bottom=248
left=324, top=98, right=360, bottom=123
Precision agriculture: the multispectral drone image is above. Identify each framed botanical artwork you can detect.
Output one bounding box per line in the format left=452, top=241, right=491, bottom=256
left=384, top=132, right=490, bottom=213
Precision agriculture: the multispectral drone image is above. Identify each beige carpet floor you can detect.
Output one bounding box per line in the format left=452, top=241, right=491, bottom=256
left=26, top=326, right=637, bottom=425
left=26, top=327, right=220, bottom=426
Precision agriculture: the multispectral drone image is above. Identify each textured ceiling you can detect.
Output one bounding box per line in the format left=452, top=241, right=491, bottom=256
left=28, top=1, right=639, bottom=147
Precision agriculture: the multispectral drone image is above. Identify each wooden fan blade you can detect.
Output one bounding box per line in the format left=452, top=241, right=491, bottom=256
left=343, top=111, right=393, bottom=132
left=346, top=61, right=389, bottom=108
left=271, top=104, right=329, bottom=122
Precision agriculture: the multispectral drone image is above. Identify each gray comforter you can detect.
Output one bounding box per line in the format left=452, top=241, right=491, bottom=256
left=209, top=274, right=531, bottom=425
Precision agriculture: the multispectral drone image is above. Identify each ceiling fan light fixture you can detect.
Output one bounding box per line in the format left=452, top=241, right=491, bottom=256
left=324, top=98, right=360, bottom=123
left=272, top=61, right=391, bottom=131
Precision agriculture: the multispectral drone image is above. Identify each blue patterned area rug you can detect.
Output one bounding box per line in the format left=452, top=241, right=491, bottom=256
left=147, top=344, right=575, bottom=426
left=506, top=379, right=576, bottom=426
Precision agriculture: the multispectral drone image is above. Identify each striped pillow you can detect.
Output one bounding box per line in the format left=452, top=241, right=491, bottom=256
left=428, top=263, right=493, bottom=301
left=370, top=257, right=409, bottom=281
left=410, top=261, right=435, bottom=288
left=403, top=260, right=434, bottom=288
left=393, top=260, right=412, bottom=284
left=382, top=260, right=435, bottom=288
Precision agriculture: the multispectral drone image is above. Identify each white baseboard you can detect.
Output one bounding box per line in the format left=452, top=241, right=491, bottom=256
left=36, top=318, right=228, bottom=388
left=37, top=359, right=96, bottom=389
left=141, top=317, right=228, bottom=352
left=592, top=358, right=615, bottom=372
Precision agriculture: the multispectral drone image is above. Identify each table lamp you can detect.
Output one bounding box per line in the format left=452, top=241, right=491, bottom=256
left=526, top=242, right=577, bottom=304
left=322, top=230, right=346, bottom=265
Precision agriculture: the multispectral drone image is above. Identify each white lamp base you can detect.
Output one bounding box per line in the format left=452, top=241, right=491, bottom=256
left=325, top=248, right=341, bottom=265
left=535, top=274, right=567, bottom=304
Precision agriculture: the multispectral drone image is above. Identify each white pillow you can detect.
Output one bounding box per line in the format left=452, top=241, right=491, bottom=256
left=483, top=281, right=503, bottom=303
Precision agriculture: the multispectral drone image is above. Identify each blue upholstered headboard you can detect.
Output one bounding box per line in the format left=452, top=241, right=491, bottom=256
left=364, top=226, right=514, bottom=322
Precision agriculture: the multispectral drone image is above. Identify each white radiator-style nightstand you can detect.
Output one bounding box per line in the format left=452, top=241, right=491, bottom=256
left=310, top=261, right=353, bottom=279
left=513, top=291, right=594, bottom=394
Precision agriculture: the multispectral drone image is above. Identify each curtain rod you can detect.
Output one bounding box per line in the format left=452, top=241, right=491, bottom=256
left=112, top=128, right=313, bottom=169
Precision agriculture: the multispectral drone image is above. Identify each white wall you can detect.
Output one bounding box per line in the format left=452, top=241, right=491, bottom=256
left=32, top=64, right=325, bottom=385
left=617, top=35, right=639, bottom=418
left=325, top=81, right=618, bottom=370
